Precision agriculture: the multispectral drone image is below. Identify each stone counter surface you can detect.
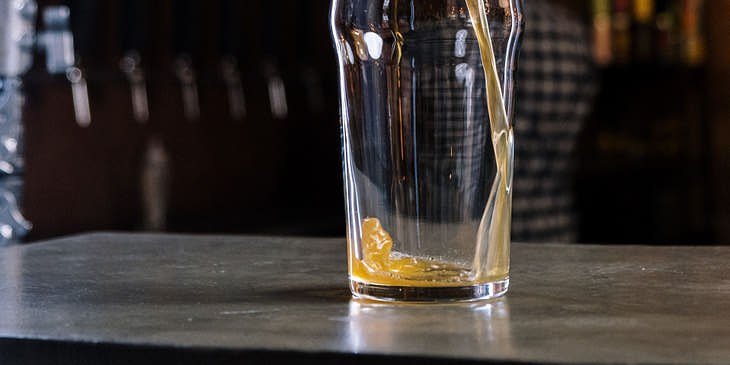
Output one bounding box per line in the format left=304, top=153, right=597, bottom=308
left=0, top=233, right=728, bottom=364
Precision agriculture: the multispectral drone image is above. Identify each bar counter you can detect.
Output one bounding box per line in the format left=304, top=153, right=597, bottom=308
left=1, top=233, right=728, bottom=364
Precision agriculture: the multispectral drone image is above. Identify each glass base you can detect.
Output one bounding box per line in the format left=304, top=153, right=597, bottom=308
left=349, top=277, right=509, bottom=302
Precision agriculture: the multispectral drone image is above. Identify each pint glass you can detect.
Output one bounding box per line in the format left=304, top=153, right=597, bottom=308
left=330, top=0, right=524, bottom=301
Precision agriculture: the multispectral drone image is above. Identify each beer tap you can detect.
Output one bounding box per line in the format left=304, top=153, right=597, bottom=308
left=39, top=5, right=90, bottom=127
left=262, top=0, right=288, bottom=120
left=67, top=0, right=99, bottom=127
left=264, top=59, right=287, bottom=120
left=173, top=0, right=200, bottom=122
left=219, top=0, right=246, bottom=121
left=65, top=64, right=90, bottom=127
left=118, top=2, right=170, bottom=230
left=119, top=0, right=149, bottom=123
left=120, top=52, right=149, bottom=123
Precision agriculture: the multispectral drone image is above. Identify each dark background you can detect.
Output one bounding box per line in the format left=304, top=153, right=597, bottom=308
left=20, top=0, right=730, bottom=244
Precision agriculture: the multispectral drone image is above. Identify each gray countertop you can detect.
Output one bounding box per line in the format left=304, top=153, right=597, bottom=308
left=0, top=233, right=729, bottom=365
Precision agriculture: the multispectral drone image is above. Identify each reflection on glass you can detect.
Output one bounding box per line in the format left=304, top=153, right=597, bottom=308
left=346, top=298, right=514, bottom=356
left=363, top=32, right=384, bottom=60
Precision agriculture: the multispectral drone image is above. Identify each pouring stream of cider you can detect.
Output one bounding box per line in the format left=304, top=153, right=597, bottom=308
left=465, top=0, right=513, bottom=281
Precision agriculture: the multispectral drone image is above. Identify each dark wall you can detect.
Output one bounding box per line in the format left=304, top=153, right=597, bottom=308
left=23, top=0, right=344, bottom=239
left=19, top=0, right=730, bottom=244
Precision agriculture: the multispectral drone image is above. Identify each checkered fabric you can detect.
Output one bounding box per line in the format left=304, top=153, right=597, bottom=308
left=395, top=2, right=596, bottom=242
left=346, top=2, right=595, bottom=242
left=512, top=1, right=597, bottom=243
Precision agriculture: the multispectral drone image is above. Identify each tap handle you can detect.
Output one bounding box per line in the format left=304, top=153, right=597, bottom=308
left=41, top=6, right=75, bottom=74
left=173, top=0, right=200, bottom=121
left=174, top=56, right=200, bottom=122
left=119, top=0, right=150, bottom=123
left=120, top=52, right=149, bottom=123
left=41, top=5, right=91, bottom=127
left=219, top=0, right=246, bottom=120
left=66, top=66, right=91, bottom=127
left=220, top=57, right=246, bottom=121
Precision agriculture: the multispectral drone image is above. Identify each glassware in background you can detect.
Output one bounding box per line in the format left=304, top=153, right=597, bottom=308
left=0, top=0, right=36, bottom=244
left=331, top=0, right=524, bottom=301
left=1, top=0, right=100, bottom=243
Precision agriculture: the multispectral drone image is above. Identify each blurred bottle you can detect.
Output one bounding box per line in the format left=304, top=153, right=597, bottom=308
left=654, top=1, right=681, bottom=64
left=632, top=0, right=654, bottom=63
left=611, top=0, right=632, bottom=64
left=680, top=0, right=705, bottom=66
left=592, top=0, right=612, bottom=66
